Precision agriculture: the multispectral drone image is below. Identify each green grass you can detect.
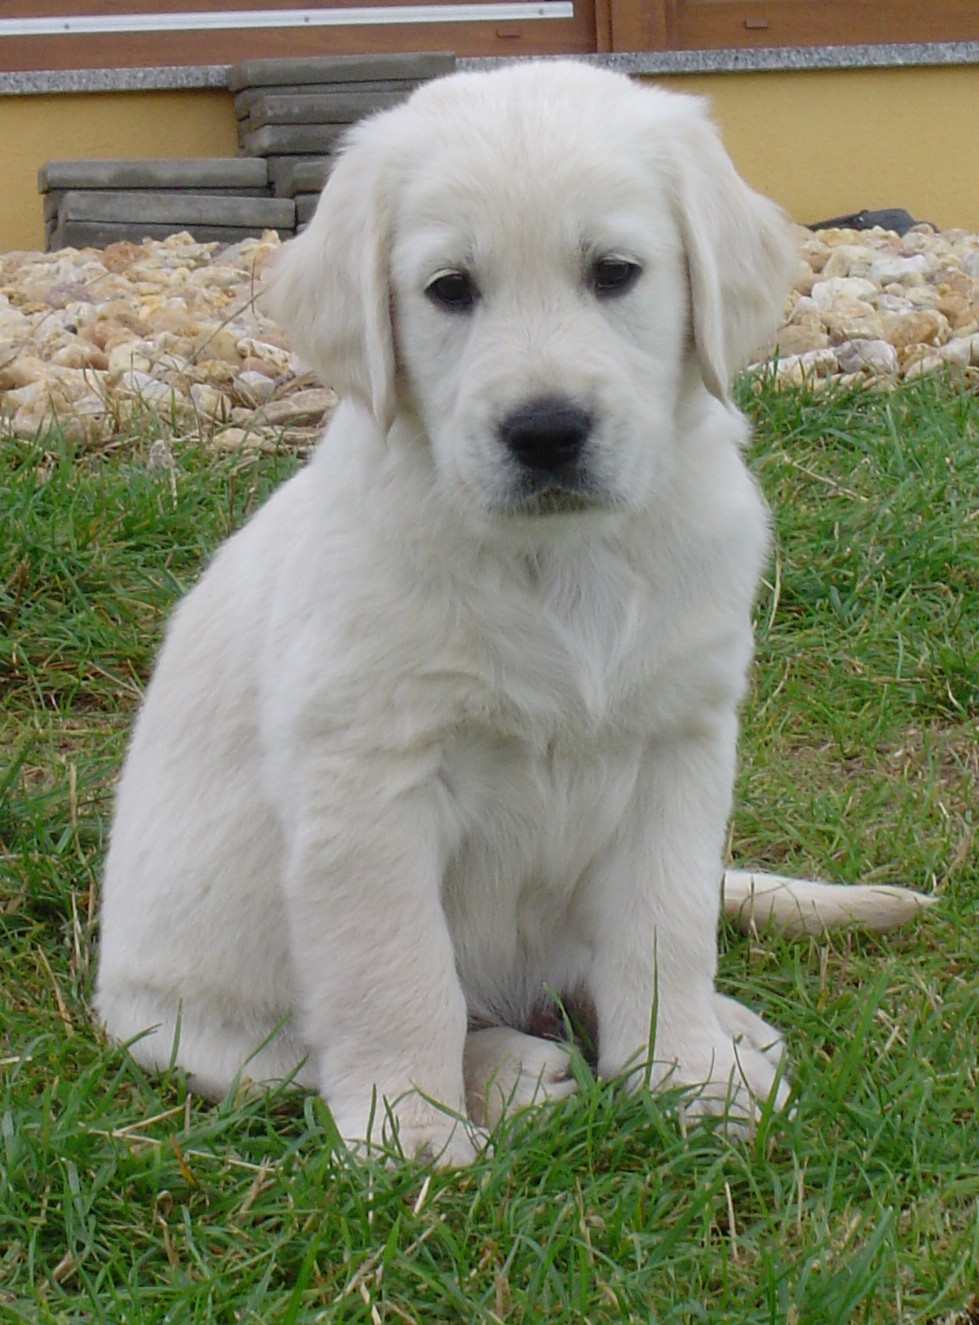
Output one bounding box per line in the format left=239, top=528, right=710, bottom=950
left=1, top=377, right=977, bottom=1323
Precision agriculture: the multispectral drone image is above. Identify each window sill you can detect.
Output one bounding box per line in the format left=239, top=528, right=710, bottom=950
left=1, top=40, right=977, bottom=96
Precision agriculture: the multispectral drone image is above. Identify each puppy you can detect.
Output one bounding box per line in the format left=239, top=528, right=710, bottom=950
left=95, top=61, right=930, bottom=1163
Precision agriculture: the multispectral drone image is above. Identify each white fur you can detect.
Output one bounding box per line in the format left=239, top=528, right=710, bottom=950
left=95, top=62, right=926, bottom=1164
left=722, top=871, right=934, bottom=936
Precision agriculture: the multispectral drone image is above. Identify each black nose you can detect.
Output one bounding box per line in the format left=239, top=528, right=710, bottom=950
left=499, top=399, right=592, bottom=473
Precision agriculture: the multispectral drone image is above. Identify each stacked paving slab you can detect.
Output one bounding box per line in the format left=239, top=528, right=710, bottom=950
left=231, top=51, right=456, bottom=228
left=38, top=52, right=455, bottom=251
left=39, top=158, right=294, bottom=251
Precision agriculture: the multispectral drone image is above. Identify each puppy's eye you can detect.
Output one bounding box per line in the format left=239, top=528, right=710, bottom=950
left=426, top=270, right=478, bottom=311
left=591, top=257, right=641, bottom=298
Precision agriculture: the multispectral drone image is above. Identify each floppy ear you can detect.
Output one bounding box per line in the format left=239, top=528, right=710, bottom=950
left=666, top=99, right=796, bottom=401
left=263, top=121, right=397, bottom=431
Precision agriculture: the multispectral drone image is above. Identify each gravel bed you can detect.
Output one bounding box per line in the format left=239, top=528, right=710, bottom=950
left=2, top=223, right=979, bottom=448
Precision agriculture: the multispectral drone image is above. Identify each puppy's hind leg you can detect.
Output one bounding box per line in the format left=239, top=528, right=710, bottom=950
left=463, top=1027, right=577, bottom=1129
left=97, top=985, right=316, bottom=1100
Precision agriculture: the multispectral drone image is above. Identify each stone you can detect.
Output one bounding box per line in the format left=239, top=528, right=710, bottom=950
left=772, top=324, right=830, bottom=356
left=0, top=304, right=32, bottom=337
left=50, top=342, right=107, bottom=373
left=903, top=285, right=941, bottom=310
left=190, top=383, right=231, bottom=418
left=44, top=280, right=95, bottom=308
left=195, top=358, right=238, bottom=386
left=798, top=235, right=831, bottom=274
left=107, top=340, right=154, bottom=378
left=208, top=426, right=260, bottom=451
left=239, top=355, right=280, bottom=378
left=835, top=339, right=900, bottom=376
left=820, top=246, right=875, bottom=280
left=865, top=254, right=933, bottom=285
left=235, top=371, right=277, bottom=404
left=773, top=348, right=839, bottom=386
left=100, top=241, right=144, bottom=271
left=935, top=337, right=974, bottom=368
left=235, top=336, right=293, bottom=371
left=254, top=387, right=338, bottom=427
left=823, top=314, right=884, bottom=346
left=1, top=368, right=93, bottom=418
left=117, top=370, right=185, bottom=409
left=193, top=327, right=242, bottom=365
left=810, top=276, right=879, bottom=310
left=0, top=355, right=52, bottom=390
left=9, top=405, right=57, bottom=439
left=935, top=292, right=974, bottom=328
left=877, top=309, right=950, bottom=351
left=903, top=354, right=945, bottom=379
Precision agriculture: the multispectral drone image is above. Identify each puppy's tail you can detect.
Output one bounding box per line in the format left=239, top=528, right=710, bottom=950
left=721, top=869, right=936, bottom=936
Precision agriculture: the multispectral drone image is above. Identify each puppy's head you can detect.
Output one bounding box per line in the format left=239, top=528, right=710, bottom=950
left=266, top=62, right=794, bottom=517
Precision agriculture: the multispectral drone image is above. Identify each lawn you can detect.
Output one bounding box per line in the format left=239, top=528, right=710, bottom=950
left=1, top=377, right=977, bottom=1323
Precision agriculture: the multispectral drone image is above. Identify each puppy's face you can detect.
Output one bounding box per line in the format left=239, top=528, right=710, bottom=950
left=388, top=117, right=690, bottom=519
left=266, top=63, right=795, bottom=526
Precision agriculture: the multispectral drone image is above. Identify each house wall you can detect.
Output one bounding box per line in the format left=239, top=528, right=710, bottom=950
left=2, top=56, right=978, bottom=252
left=2, top=90, right=237, bottom=252
left=659, top=64, right=979, bottom=232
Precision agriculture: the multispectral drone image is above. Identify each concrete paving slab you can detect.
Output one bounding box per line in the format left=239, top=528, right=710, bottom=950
left=38, top=158, right=268, bottom=192
left=49, top=221, right=286, bottom=250
left=234, top=79, right=423, bottom=118
left=239, top=124, right=348, bottom=156
left=57, top=191, right=295, bottom=228
left=269, top=158, right=332, bottom=197
left=247, top=89, right=408, bottom=128
left=228, top=52, right=454, bottom=91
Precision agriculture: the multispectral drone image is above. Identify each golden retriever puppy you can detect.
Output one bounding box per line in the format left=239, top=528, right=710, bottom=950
left=96, top=61, right=929, bottom=1163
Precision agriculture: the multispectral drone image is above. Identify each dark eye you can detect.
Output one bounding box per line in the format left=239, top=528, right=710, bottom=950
left=591, top=257, right=641, bottom=298
left=426, top=270, right=478, bottom=311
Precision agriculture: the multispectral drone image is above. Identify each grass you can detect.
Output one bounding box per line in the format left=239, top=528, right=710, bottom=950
left=1, top=376, right=977, bottom=1323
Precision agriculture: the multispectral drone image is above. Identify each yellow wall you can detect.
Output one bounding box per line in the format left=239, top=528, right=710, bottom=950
left=1, top=63, right=978, bottom=252
left=2, top=90, right=238, bottom=251
left=656, top=65, right=979, bottom=233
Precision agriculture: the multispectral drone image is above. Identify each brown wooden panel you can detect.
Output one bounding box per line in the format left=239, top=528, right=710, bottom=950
left=594, top=0, right=614, bottom=51
left=0, top=16, right=596, bottom=72
left=671, top=0, right=979, bottom=49
left=606, top=0, right=672, bottom=49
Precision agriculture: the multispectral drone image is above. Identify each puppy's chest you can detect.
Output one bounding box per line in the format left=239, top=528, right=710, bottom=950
left=438, top=717, right=642, bottom=912
left=437, top=716, right=644, bottom=1022
left=453, top=570, right=719, bottom=744
left=432, top=598, right=661, bottom=866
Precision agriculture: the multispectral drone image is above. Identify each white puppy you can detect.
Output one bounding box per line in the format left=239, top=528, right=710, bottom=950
left=96, top=61, right=929, bottom=1163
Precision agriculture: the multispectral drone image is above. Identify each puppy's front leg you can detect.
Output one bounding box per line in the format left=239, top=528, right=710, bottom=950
left=281, top=772, right=475, bottom=1164
left=584, top=725, right=788, bottom=1126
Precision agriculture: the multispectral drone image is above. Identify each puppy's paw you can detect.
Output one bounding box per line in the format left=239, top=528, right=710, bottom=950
left=680, top=1040, right=789, bottom=1134
left=331, top=1097, right=485, bottom=1167
left=464, top=1026, right=577, bottom=1128
left=714, top=992, right=786, bottom=1071
left=645, top=1005, right=790, bottom=1135
left=389, top=1117, right=486, bottom=1167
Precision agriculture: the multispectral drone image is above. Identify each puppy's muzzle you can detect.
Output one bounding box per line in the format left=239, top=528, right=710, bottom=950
left=499, top=399, right=592, bottom=477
